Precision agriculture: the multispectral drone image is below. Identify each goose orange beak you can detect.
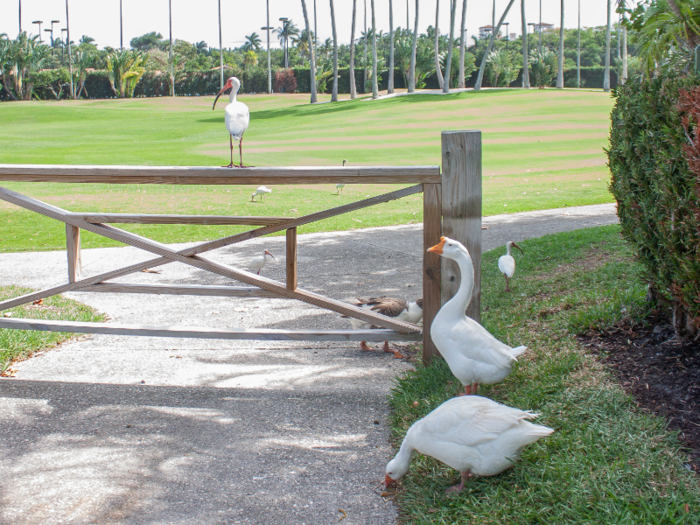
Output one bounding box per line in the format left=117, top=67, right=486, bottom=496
left=385, top=474, right=394, bottom=488
left=427, top=237, right=447, bottom=255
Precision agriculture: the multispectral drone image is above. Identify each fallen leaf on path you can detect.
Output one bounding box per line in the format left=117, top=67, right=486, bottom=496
left=141, top=269, right=161, bottom=274
left=32, top=299, right=44, bottom=305
left=338, top=509, right=347, bottom=522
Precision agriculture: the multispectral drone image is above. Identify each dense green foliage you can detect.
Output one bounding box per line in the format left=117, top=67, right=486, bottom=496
left=389, top=226, right=699, bottom=523
left=608, top=73, right=700, bottom=338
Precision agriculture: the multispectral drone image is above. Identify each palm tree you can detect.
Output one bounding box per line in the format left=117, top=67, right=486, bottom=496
left=475, top=0, right=517, bottom=90
left=409, top=0, right=418, bottom=92
left=604, top=0, right=611, bottom=92
left=522, top=0, right=530, bottom=88
left=443, top=0, right=457, bottom=93
left=350, top=0, right=358, bottom=99
left=458, top=0, right=468, bottom=88
left=577, top=0, right=580, bottom=87
left=556, top=0, right=564, bottom=89
left=245, top=32, right=262, bottom=51
left=300, top=0, right=317, bottom=103
left=364, top=0, right=368, bottom=92
left=371, top=0, right=378, bottom=98
left=388, top=0, right=395, bottom=94
left=79, top=35, right=95, bottom=46
left=168, top=0, right=174, bottom=97
left=330, top=0, right=339, bottom=101
left=434, top=0, right=444, bottom=89
left=617, top=0, right=628, bottom=84
left=218, top=0, right=223, bottom=89
left=274, top=20, right=299, bottom=68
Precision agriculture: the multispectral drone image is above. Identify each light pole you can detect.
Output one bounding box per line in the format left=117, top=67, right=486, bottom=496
left=66, top=0, right=73, bottom=99
left=539, top=0, right=542, bottom=53
left=47, top=20, right=59, bottom=46
left=504, top=22, right=509, bottom=49
left=279, top=17, right=289, bottom=68
left=32, top=20, right=43, bottom=42
left=263, top=0, right=272, bottom=93
left=61, top=28, right=67, bottom=63
left=218, top=0, right=223, bottom=88
left=18, top=0, right=22, bottom=34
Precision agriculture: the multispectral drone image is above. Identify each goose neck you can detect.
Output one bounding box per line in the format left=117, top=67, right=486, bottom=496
left=445, top=250, right=474, bottom=313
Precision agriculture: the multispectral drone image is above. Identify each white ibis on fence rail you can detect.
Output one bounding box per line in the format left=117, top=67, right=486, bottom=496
left=343, top=297, right=423, bottom=358
left=337, top=160, right=348, bottom=194
left=212, top=76, right=250, bottom=168
left=498, top=241, right=523, bottom=292
left=249, top=249, right=275, bottom=275
left=428, top=237, right=527, bottom=395
left=384, top=395, right=553, bottom=494
left=251, top=186, right=272, bottom=202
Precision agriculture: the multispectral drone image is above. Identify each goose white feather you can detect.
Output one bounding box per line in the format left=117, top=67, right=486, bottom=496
left=428, top=237, right=527, bottom=394
left=385, top=396, right=553, bottom=492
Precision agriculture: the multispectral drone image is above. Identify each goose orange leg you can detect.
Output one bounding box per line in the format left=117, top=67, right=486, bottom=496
left=446, top=471, right=472, bottom=494
left=360, top=341, right=374, bottom=352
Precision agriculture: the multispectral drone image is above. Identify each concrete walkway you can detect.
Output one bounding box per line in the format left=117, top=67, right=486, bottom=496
left=0, top=203, right=617, bottom=525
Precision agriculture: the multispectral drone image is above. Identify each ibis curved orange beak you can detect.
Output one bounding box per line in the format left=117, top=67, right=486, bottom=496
left=212, top=80, right=232, bottom=110
left=385, top=474, right=394, bottom=488
left=512, top=242, right=524, bottom=254
left=427, top=237, right=447, bottom=255
left=264, top=250, right=276, bottom=259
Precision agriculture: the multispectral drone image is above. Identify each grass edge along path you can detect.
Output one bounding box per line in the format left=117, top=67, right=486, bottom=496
left=388, top=225, right=699, bottom=524
left=0, top=286, right=105, bottom=375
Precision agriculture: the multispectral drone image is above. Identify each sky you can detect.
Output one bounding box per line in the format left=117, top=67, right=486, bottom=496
left=2, top=1, right=629, bottom=50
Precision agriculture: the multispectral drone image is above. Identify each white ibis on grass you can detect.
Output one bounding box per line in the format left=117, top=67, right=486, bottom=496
left=212, top=77, right=250, bottom=168
left=428, top=237, right=526, bottom=395
left=385, top=396, right=553, bottom=494
left=251, top=186, right=272, bottom=202
left=249, top=249, right=275, bottom=275
left=337, top=159, right=348, bottom=194
left=498, top=241, right=523, bottom=292
left=344, top=297, right=423, bottom=358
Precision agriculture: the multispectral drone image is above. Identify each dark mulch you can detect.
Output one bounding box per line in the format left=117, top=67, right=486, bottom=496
left=579, top=318, right=700, bottom=475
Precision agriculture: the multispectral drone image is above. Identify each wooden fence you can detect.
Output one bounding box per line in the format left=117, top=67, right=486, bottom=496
left=0, top=131, right=481, bottom=365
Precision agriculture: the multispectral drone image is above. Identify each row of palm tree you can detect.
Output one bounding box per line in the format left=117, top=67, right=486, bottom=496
left=296, top=0, right=633, bottom=103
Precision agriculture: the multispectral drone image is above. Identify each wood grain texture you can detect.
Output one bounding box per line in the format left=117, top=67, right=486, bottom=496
left=0, top=187, right=421, bottom=333
left=67, top=213, right=292, bottom=226
left=65, top=224, right=81, bottom=283
left=422, top=183, right=443, bottom=365
left=79, top=283, right=283, bottom=298
left=286, top=227, right=297, bottom=291
left=0, top=318, right=422, bottom=342
left=0, top=164, right=441, bottom=185
left=441, top=131, right=482, bottom=323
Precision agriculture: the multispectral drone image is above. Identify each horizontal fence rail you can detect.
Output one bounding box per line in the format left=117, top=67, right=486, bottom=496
left=0, top=164, right=442, bottom=185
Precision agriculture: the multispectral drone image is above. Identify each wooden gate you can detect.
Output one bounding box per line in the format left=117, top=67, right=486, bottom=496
left=0, top=131, right=481, bottom=365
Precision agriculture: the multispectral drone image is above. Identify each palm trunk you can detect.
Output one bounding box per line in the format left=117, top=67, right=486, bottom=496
left=604, top=0, right=611, bottom=92
left=407, top=0, right=410, bottom=29
left=458, top=0, right=467, bottom=88
left=66, top=0, right=74, bottom=99
left=435, top=0, right=444, bottom=89
left=556, top=0, right=564, bottom=89
left=475, top=0, right=516, bottom=90
left=219, top=0, right=224, bottom=89
left=388, top=0, right=395, bottom=94
left=409, top=0, right=418, bottom=92
left=364, top=0, right=368, bottom=92
left=301, top=0, right=318, bottom=102
left=350, top=0, right=358, bottom=99
left=443, top=0, right=456, bottom=93
left=371, top=0, right=378, bottom=98
left=169, top=0, right=175, bottom=97
left=522, top=0, right=530, bottom=88
left=577, top=0, right=580, bottom=88
left=330, top=0, right=339, bottom=101
left=621, top=25, right=627, bottom=83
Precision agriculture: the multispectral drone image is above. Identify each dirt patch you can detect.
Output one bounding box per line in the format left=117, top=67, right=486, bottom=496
left=580, top=319, right=700, bottom=474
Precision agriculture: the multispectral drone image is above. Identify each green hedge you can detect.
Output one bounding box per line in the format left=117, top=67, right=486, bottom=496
left=607, top=73, right=700, bottom=338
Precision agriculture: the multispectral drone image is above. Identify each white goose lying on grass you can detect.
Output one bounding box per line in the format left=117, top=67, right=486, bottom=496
left=428, top=237, right=527, bottom=395
left=385, top=396, right=553, bottom=494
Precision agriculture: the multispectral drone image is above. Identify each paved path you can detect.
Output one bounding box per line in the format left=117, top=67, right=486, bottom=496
left=0, top=203, right=616, bottom=525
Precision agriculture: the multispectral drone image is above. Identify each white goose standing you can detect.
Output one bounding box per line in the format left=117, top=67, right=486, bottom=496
left=212, top=77, right=250, bottom=168
left=428, top=237, right=527, bottom=395
left=385, top=396, right=553, bottom=494
left=498, top=241, right=523, bottom=292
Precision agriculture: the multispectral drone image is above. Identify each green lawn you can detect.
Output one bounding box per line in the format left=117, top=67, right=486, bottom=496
left=0, top=89, right=614, bottom=252
left=389, top=225, right=699, bottom=523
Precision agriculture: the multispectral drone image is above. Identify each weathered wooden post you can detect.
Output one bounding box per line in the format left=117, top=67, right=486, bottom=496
left=66, top=224, right=82, bottom=283
left=423, top=131, right=482, bottom=365
left=441, top=130, right=482, bottom=322
left=286, top=227, right=298, bottom=290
